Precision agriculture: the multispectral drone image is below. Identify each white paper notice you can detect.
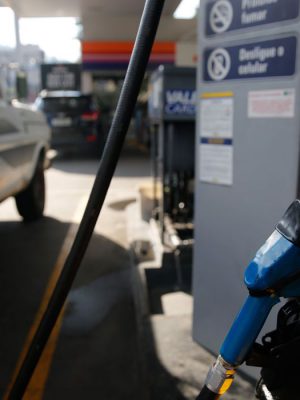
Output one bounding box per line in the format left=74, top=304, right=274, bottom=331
left=200, top=98, right=233, bottom=138
left=200, top=143, right=233, bottom=186
left=248, top=89, right=295, bottom=118
left=199, top=95, right=234, bottom=185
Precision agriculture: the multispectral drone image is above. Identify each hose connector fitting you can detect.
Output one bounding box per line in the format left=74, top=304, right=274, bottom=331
left=204, top=356, right=236, bottom=395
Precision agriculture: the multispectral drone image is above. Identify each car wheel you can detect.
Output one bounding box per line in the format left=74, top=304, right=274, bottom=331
left=15, top=158, right=45, bottom=222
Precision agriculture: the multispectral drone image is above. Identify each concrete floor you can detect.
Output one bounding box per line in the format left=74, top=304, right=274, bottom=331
left=0, top=149, right=151, bottom=399
left=129, top=208, right=256, bottom=400
left=0, top=148, right=256, bottom=399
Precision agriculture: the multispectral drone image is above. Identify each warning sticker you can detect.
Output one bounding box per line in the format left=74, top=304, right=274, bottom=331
left=200, top=97, right=233, bottom=138
left=248, top=89, right=295, bottom=118
left=199, top=93, right=234, bottom=185
left=199, top=140, right=233, bottom=186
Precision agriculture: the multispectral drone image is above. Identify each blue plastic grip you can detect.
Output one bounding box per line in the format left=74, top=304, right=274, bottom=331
left=244, top=231, right=300, bottom=292
left=220, top=295, right=279, bottom=366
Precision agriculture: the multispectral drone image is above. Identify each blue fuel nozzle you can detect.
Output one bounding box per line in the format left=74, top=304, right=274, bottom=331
left=245, top=200, right=300, bottom=297
left=197, top=200, right=300, bottom=399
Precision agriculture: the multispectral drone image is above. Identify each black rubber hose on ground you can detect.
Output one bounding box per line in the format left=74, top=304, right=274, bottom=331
left=8, top=0, right=165, bottom=398
left=196, top=386, right=221, bottom=400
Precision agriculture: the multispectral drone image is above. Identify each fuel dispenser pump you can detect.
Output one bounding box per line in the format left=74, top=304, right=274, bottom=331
left=197, top=200, right=300, bottom=399
left=147, top=66, right=196, bottom=288
left=148, top=66, right=196, bottom=237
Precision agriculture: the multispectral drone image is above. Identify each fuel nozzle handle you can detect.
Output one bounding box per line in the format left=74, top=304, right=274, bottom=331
left=195, top=292, right=278, bottom=399
left=196, top=200, right=300, bottom=399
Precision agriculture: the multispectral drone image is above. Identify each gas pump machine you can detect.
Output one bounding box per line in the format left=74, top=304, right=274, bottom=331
left=148, top=65, right=196, bottom=288
left=193, top=0, right=300, bottom=377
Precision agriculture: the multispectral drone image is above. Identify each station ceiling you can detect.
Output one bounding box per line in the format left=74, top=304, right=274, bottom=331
left=2, top=0, right=197, bottom=41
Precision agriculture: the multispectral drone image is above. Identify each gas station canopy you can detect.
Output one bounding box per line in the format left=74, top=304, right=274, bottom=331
left=1, top=0, right=197, bottom=41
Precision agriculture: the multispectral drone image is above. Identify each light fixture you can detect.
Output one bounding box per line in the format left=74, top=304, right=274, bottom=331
left=173, top=0, right=200, bottom=20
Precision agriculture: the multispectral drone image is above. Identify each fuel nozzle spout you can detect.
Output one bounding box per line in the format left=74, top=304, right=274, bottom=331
left=196, top=356, right=236, bottom=400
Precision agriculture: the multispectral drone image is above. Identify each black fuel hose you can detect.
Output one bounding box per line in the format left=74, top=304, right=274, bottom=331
left=8, top=0, right=165, bottom=398
left=196, top=386, right=221, bottom=400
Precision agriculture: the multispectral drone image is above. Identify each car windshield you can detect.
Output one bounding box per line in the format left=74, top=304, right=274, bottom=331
left=41, top=96, right=93, bottom=113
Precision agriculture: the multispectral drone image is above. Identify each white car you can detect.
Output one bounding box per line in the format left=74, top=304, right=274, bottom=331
left=0, top=99, right=50, bottom=221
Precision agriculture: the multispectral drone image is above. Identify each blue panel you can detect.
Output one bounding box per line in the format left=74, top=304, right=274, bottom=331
left=164, top=89, right=196, bottom=116
left=206, top=0, right=300, bottom=36
left=203, top=36, right=297, bottom=82
left=200, top=138, right=233, bottom=145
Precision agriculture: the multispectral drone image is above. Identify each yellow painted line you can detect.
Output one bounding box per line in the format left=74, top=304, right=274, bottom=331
left=201, top=91, right=234, bottom=98
left=23, top=305, right=66, bottom=400
left=4, top=197, right=88, bottom=400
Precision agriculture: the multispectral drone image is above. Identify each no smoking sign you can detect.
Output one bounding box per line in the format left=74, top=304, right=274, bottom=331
left=204, top=37, right=296, bottom=82
left=207, top=48, right=231, bottom=81
left=210, top=0, right=233, bottom=33
left=206, top=0, right=299, bottom=36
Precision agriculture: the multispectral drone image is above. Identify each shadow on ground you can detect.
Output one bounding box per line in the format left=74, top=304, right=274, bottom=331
left=0, top=215, right=193, bottom=399
left=140, top=253, right=256, bottom=399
